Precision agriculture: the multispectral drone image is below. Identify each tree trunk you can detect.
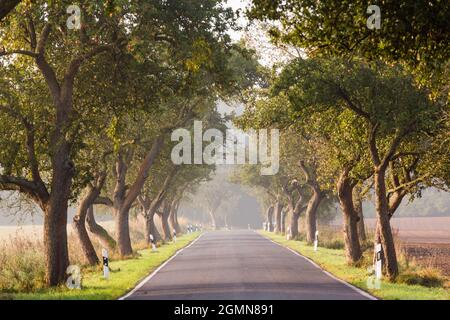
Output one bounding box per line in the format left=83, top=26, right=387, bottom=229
left=374, top=168, right=398, bottom=279
left=352, top=185, right=366, bottom=242
left=113, top=137, right=165, bottom=257
left=43, top=135, right=74, bottom=286
left=73, top=208, right=99, bottom=266
left=289, top=212, right=300, bottom=239
left=274, top=200, right=282, bottom=233
left=86, top=205, right=117, bottom=251
left=337, top=168, right=362, bottom=264
left=145, top=209, right=162, bottom=243
left=280, top=209, right=286, bottom=234
left=72, top=176, right=107, bottom=266
left=43, top=198, right=70, bottom=286
left=209, top=210, right=217, bottom=230
left=115, top=207, right=133, bottom=256
left=174, top=211, right=181, bottom=233
left=266, top=205, right=274, bottom=231
left=169, top=200, right=181, bottom=234
left=160, top=202, right=172, bottom=241
left=305, top=186, right=322, bottom=244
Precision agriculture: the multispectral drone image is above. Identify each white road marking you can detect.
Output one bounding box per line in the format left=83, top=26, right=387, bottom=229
left=118, top=233, right=204, bottom=300
left=258, top=231, right=378, bottom=300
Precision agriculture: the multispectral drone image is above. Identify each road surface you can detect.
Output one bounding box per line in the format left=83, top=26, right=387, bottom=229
left=123, top=230, right=373, bottom=300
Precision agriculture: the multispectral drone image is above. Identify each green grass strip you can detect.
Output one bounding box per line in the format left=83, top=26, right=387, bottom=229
left=260, top=231, right=449, bottom=300
left=3, top=232, right=200, bottom=300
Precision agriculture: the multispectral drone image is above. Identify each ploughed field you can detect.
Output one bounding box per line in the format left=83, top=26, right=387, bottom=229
left=365, top=217, right=450, bottom=276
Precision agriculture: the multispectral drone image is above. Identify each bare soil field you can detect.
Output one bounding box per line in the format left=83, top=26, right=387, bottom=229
left=365, top=217, right=450, bottom=276
left=365, top=217, right=450, bottom=244
left=400, top=243, right=450, bottom=277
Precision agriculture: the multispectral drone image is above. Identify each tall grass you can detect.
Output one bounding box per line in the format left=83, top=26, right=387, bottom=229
left=0, top=218, right=150, bottom=293
left=0, top=235, right=46, bottom=292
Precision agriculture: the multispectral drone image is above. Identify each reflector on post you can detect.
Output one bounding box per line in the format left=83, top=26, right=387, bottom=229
left=375, top=243, right=382, bottom=279
left=102, top=248, right=109, bottom=279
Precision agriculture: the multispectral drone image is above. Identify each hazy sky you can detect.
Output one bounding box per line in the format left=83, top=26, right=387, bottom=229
left=226, top=0, right=250, bottom=41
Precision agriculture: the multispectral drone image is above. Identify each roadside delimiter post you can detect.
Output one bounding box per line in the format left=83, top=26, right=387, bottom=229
left=314, top=230, right=319, bottom=252
left=102, top=248, right=109, bottom=279
left=375, top=243, right=382, bottom=279
left=150, top=234, right=157, bottom=252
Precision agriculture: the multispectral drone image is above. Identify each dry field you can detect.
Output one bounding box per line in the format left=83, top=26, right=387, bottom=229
left=0, top=221, right=115, bottom=241
left=365, top=217, right=450, bottom=244
left=365, top=217, right=450, bottom=276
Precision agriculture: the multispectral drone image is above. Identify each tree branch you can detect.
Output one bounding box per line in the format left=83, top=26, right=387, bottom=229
left=0, top=49, right=37, bottom=58
left=0, top=174, right=48, bottom=205
left=33, top=24, right=61, bottom=103
left=380, top=129, right=408, bottom=169
left=62, top=45, right=114, bottom=99
left=94, top=196, right=113, bottom=207
left=387, top=174, right=429, bottom=194
left=122, top=135, right=165, bottom=212
left=0, top=105, right=43, bottom=184
left=368, top=122, right=380, bottom=166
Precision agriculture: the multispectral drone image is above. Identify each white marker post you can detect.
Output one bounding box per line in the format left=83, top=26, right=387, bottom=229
left=248, top=224, right=251, bottom=230
left=150, top=234, right=157, bottom=252
left=375, top=243, right=382, bottom=279
left=314, top=230, right=319, bottom=252
left=173, top=229, right=177, bottom=243
left=286, top=227, right=291, bottom=240
left=102, top=249, right=109, bottom=279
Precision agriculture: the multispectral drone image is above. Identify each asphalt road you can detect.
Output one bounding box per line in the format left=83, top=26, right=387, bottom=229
left=123, top=230, right=373, bottom=300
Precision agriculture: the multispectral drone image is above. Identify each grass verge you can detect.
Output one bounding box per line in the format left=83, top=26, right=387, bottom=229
left=260, top=231, right=449, bottom=300
left=1, top=232, right=200, bottom=300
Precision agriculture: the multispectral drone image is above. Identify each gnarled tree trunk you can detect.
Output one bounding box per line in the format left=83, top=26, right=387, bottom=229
left=113, top=137, right=165, bottom=257
left=72, top=173, right=107, bottom=265
left=44, top=134, right=74, bottom=286
left=86, top=205, right=116, bottom=251
left=266, top=205, right=274, bottom=231
left=160, top=201, right=172, bottom=241
left=304, top=187, right=322, bottom=244
left=43, top=198, right=70, bottom=286
left=280, top=209, right=286, bottom=234
left=209, top=210, right=217, bottom=230
left=374, top=168, right=398, bottom=279
left=73, top=212, right=99, bottom=266
left=352, top=185, right=366, bottom=242
left=115, top=206, right=132, bottom=256
left=298, top=161, right=324, bottom=244
left=146, top=209, right=162, bottom=243
left=289, top=211, right=300, bottom=239
left=274, top=200, right=282, bottom=233
left=169, top=199, right=182, bottom=234
left=337, top=168, right=362, bottom=265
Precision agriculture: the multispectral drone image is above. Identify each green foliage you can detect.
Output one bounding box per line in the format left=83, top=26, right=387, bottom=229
left=247, top=0, right=449, bottom=79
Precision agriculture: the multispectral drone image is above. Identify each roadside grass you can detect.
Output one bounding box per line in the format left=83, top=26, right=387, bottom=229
left=1, top=232, right=200, bottom=300
left=260, top=231, right=450, bottom=300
